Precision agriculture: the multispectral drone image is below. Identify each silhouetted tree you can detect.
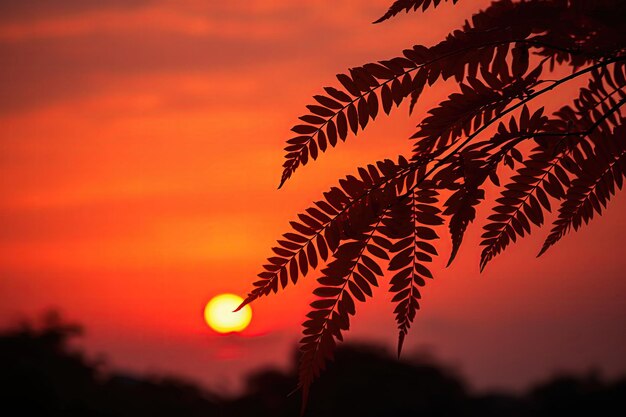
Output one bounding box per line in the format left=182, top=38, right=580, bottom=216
left=236, top=0, right=626, bottom=407
left=0, top=314, right=223, bottom=416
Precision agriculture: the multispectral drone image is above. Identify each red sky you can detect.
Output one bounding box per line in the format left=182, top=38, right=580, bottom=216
left=1, top=0, right=625, bottom=394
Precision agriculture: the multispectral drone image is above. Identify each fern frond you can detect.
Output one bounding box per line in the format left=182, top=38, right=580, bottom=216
left=439, top=152, right=488, bottom=266
left=480, top=149, right=563, bottom=270
left=533, top=1, right=626, bottom=69
left=539, top=121, right=626, bottom=256
left=239, top=158, right=415, bottom=310
left=279, top=60, right=426, bottom=187
left=412, top=64, right=542, bottom=159
left=479, top=62, right=626, bottom=270
left=299, top=215, right=386, bottom=411
left=374, top=0, right=460, bottom=24
left=380, top=187, right=442, bottom=356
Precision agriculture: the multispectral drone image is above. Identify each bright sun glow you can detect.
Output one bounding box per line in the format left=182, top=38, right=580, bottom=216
left=204, top=293, right=252, bottom=334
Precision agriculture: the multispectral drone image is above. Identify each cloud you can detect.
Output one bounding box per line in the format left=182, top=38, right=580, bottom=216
left=0, top=0, right=152, bottom=23
left=0, top=32, right=289, bottom=112
left=0, top=0, right=476, bottom=113
left=0, top=5, right=353, bottom=113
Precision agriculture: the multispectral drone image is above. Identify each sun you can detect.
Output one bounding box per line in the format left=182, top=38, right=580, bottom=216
left=204, top=293, right=252, bottom=334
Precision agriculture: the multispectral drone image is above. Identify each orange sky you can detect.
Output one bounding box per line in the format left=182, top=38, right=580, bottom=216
left=1, top=0, right=625, bottom=394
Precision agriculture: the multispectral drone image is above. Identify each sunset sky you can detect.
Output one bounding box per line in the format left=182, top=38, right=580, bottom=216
left=1, top=0, right=625, bottom=395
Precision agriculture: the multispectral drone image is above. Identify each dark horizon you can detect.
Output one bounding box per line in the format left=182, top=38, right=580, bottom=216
left=3, top=313, right=625, bottom=416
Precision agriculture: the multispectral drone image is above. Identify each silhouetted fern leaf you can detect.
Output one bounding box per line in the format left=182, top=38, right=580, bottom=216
left=412, top=65, right=542, bottom=159
left=280, top=63, right=421, bottom=187
left=374, top=0, right=460, bottom=24
left=240, top=158, right=415, bottom=310
left=381, top=186, right=442, bottom=356
left=299, top=213, right=386, bottom=411
left=539, top=120, right=626, bottom=256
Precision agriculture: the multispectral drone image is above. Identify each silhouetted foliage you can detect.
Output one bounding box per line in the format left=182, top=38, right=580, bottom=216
left=1, top=313, right=223, bottom=417
left=2, top=316, right=625, bottom=416
left=237, top=0, right=626, bottom=407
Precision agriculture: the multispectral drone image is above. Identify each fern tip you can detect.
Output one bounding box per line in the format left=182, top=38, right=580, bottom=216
left=233, top=298, right=251, bottom=312
left=397, top=334, right=405, bottom=358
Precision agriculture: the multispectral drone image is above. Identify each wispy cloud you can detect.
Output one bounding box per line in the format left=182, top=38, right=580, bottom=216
left=0, top=0, right=151, bottom=23
left=0, top=0, right=475, bottom=113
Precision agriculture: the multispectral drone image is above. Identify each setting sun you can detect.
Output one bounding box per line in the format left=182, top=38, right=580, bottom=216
left=204, top=294, right=252, bottom=334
